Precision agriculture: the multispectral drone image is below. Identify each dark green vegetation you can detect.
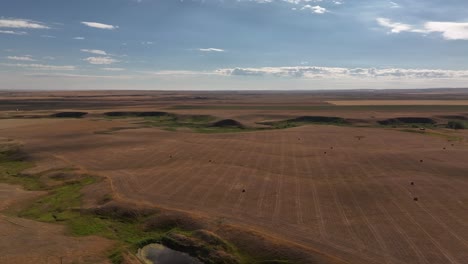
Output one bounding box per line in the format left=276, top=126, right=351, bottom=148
left=100, top=111, right=468, bottom=136
left=211, top=119, right=244, bottom=128
left=447, top=120, right=468, bottom=129
left=0, top=145, right=293, bottom=264
left=443, top=115, right=468, bottom=129
left=258, top=116, right=349, bottom=129
left=378, top=117, right=436, bottom=127
left=103, top=111, right=252, bottom=133
left=51, top=112, right=88, bottom=118
left=0, top=144, right=37, bottom=190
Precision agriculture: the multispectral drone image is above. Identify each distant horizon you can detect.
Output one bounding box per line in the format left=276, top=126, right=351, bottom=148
left=2, top=0, right=468, bottom=90
left=3, top=87, right=468, bottom=92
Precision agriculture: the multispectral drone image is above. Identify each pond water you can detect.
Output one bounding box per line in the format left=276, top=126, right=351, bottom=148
left=137, top=243, right=203, bottom=264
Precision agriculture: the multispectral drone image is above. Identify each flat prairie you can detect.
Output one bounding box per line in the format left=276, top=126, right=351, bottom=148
left=328, top=100, right=468, bottom=105
left=1, top=89, right=468, bottom=264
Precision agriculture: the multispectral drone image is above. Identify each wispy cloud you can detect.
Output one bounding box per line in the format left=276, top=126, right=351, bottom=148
left=0, top=18, right=49, bottom=29
left=7, top=56, right=36, bottom=62
left=216, top=66, right=468, bottom=80
left=73, top=36, right=85, bottom=40
left=376, top=18, right=418, bottom=33
left=81, top=21, right=118, bottom=30
left=1, top=63, right=75, bottom=71
left=389, top=1, right=400, bottom=8
left=142, top=70, right=217, bottom=76
left=0, top=30, right=27, bottom=35
left=84, top=57, right=119, bottom=65
left=102, top=67, right=125, bottom=71
left=199, top=48, right=225, bottom=52
left=376, top=18, right=468, bottom=40
left=251, top=0, right=334, bottom=13
left=25, top=73, right=132, bottom=79
left=81, top=49, right=107, bottom=55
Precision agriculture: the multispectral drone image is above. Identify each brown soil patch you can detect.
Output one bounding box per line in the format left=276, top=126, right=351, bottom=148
left=328, top=100, right=468, bottom=105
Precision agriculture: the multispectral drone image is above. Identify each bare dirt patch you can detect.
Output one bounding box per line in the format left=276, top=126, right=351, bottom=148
left=328, top=100, right=468, bottom=106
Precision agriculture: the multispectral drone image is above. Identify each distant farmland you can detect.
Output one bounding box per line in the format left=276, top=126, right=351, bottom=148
left=1, top=90, right=468, bottom=264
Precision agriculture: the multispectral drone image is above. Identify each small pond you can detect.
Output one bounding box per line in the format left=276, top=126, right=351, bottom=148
left=137, top=243, right=203, bottom=264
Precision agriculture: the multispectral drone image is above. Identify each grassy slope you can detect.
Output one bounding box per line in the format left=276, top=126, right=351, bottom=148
left=0, top=144, right=291, bottom=264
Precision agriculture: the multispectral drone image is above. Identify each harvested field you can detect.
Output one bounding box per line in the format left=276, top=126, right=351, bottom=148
left=1, top=90, right=468, bottom=264
left=328, top=100, right=468, bottom=106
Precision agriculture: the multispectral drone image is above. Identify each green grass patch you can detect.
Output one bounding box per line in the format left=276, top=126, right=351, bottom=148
left=194, top=127, right=256, bottom=134
left=141, top=114, right=256, bottom=134
left=0, top=145, right=38, bottom=190
left=108, top=247, right=125, bottom=264
left=447, top=120, right=468, bottom=129
left=19, top=176, right=96, bottom=222
left=258, top=116, right=350, bottom=129
left=101, top=112, right=245, bottom=133
left=176, top=114, right=216, bottom=124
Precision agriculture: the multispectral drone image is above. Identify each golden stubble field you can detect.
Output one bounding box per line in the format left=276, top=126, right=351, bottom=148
left=1, top=90, right=468, bottom=264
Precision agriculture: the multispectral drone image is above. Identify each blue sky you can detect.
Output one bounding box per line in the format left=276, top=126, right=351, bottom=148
left=1, top=0, right=468, bottom=90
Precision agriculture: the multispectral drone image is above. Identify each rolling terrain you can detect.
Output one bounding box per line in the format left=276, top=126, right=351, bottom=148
left=1, top=90, right=468, bottom=264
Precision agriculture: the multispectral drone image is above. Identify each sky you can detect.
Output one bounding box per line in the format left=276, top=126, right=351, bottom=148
left=1, top=0, right=468, bottom=90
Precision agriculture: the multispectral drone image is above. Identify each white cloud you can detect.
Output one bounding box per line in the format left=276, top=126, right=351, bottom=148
left=199, top=48, right=225, bottom=52
left=1, top=63, right=75, bottom=71
left=216, top=66, right=468, bottom=80
left=377, top=18, right=468, bottom=40
left=25, top=73, right=133, bottom=79
left=7, top=56, right=36, bottom=62
left=0, top=18, right=49, bottom=29
left=81, top=21, right=118, bottom=30
left=142, top=70, right=217, bottom=76
left=424, top=22, right=468, bottom=40
left=389, top=1, right=400, bottom=8
left=74, top=37, right=85, bottom=40
left=102, top=67, right=125, bottom=71
left=301, top=5, right=327, bottom=14
left=84, top=57, right=119, bottom=65
left=0, top=30, right=27, bottom=35
left=376, top=18, right=415, bottom=33
left=252, top=0, right=326, bottom=4
left=81, top=49, right=107, bottom=55
left=141, top=41, right=154, bottom=45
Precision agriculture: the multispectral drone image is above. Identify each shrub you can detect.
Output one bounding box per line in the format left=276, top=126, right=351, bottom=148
left=447, top=121, right=467, bottom=130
